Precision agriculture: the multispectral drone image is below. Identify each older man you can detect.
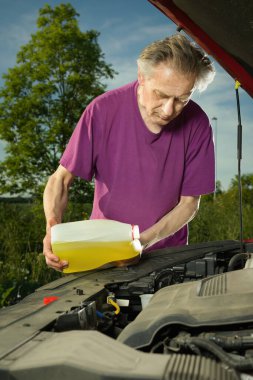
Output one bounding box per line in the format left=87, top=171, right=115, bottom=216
left=43, top=34, right=215, bottom=270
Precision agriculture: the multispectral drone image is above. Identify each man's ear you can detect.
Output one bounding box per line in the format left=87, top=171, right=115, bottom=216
left=137, top=68, right=145, bottom=86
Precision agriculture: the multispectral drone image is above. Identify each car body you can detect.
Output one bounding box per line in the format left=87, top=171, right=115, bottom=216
left=0, top=1, right=252, bottom=379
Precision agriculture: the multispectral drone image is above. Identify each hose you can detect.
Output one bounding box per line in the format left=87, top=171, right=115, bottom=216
left=227, top=253, right=249, bottom=272
left=177, top=337, right=253, bottom=371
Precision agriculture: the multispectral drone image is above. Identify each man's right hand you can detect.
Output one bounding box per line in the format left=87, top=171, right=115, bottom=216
left=43, top=165, right=74, bottom=271
left=43, top=219, right=68, bottom=271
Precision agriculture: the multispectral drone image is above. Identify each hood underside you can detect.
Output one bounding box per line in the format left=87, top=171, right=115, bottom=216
left=149, top=0, right=253, bottom=97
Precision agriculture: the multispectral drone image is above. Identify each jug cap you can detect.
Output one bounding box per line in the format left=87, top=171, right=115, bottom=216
left=132, top=225, right=140, bottom=240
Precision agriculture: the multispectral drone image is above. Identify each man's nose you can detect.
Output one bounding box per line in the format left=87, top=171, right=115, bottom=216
left=162, top=98, right=175, bottom=116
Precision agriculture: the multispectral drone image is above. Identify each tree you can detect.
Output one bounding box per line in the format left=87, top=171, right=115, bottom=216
left=189, top=173, right=253, bottom=243
left=229, top=174, right=253, bottom=205
left=0, top=3, right=116, bottom=197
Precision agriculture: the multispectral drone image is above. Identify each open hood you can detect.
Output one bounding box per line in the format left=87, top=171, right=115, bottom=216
left=148, top=0, right=253, bottom=97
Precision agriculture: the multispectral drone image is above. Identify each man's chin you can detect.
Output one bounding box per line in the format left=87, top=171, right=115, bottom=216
left=156, top=117, right=172, bottom=125
left=151, top=113, right=172, bottom=123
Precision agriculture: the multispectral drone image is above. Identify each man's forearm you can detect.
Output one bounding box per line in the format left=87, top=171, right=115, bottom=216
left=43, top=166, right=74, bottom=230
left=44, top=177, right=67, bottom=229
left=140, top=195, right=200, bottom=249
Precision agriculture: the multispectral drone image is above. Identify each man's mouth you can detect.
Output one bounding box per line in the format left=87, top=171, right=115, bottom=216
left=158, top=114, right=171, bottom=121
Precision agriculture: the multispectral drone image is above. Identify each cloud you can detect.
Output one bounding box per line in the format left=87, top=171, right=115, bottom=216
left=0, top=12, right=36, bottom=46
left=98, top=17, right=125, bottom=31
left=0, top=10, right=37, bottom=77
left=105, top=61, right=137, bottom=89
left=91, top=15, right=176, bottom=60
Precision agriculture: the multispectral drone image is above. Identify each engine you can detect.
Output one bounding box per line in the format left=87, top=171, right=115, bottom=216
left=46, top=250, right=253, bottom=376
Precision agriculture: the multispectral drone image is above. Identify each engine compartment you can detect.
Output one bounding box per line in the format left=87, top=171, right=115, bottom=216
left=44, top=244, right=253, bottom=377
left=1, top=241, right=253, bottom=379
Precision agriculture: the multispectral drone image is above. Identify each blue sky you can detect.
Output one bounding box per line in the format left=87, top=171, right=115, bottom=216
left=0, top=0, right=252, bottom=190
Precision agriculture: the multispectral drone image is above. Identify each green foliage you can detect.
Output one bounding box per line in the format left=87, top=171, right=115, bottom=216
left=0, top=285, right=15, bottom=308
left=0, top=3, right=116, bottom=197
left=189, top=174, right=253, bottom=242
left=0, top=198, right=91, bottom=306
left=0, top=253, right=58, bottom=307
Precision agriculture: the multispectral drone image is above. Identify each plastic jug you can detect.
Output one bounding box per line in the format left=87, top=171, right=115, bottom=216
left=51, top=219, right=142, bottom=273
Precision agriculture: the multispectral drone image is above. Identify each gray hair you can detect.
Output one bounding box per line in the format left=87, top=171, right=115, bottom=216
left=137, top=34, right=215, bottom=92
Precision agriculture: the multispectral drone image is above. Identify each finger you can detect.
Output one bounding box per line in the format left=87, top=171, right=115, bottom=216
left=43, top=235, right=60, bottom=262
left=45, top=256, right=68, bottom=271
left=43, top=244, right=68, bottom=270
left=43, top=246, right=60, bottom=262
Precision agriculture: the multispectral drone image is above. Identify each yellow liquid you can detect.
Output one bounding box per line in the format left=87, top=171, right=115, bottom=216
left=52, top=240, right=140, bottom=273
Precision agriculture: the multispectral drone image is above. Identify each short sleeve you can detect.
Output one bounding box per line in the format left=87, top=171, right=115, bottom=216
left=60, top=103, right=97, bottom=181
left=181, top=112, right=215, bottom=196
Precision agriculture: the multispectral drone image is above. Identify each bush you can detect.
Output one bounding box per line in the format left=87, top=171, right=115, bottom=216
left=0, top=198, right=92, bottom=306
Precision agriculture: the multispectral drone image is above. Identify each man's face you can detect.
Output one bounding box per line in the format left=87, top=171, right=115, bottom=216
left=138, top=63, right=196, bottom=131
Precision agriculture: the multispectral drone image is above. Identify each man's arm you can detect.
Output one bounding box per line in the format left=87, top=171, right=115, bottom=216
left=43, top=164, right=75, bottom=270
left=140, top=195, right=200, bottom=249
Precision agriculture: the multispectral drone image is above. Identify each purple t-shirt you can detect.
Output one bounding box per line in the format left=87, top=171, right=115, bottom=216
left=60, top=81, right=215, bottom=249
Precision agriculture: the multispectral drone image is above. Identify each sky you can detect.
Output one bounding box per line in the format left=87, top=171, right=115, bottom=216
left=0, top=0, right=252, bottom=190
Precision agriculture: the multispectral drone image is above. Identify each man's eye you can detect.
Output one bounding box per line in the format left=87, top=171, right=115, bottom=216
left=177, top=98, right=188, bottom=104
left=155, top=91, right=162, bottom=98
left=155, top=91, right=166, bottom=98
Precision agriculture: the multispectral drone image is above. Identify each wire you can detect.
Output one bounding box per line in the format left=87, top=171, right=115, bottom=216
left=107, top=298, right=120, bottom=315
left=96, top=310, right=105, bottom=319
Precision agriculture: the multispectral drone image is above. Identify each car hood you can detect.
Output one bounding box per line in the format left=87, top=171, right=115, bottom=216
left=148, top=0, right=253, bottom=97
